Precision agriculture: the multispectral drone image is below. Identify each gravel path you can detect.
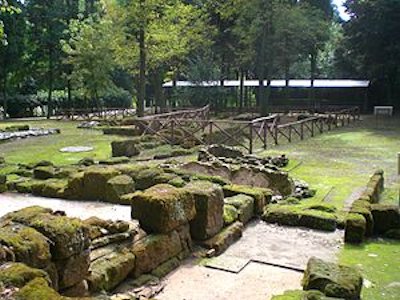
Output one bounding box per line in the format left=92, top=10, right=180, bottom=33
left=0, top=192, right=131, bottom=221
left=158, top=220, right=344, bottom=300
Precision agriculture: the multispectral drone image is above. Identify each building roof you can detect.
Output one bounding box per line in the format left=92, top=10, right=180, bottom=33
left=162, top=79, right=370, bottom=88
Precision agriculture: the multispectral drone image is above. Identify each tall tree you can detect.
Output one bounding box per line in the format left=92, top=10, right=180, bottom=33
left=344, top=0, right=400, bottom=105
left=106, top=0, right=210, bottom=116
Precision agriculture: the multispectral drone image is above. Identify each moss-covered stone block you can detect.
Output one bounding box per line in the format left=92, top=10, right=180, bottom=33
left=88, top=249, right=135, bottom=292
left=83, top=167, right=120, bottom=200
left=111, top=140, right=140, bottom=157
left=344, top=213, right=366, bottom=244
left=151, top=257, right=180, bottom=278
left=33, top=166, right=56, bottom=180
left=168, top=177, right=187, bottom=188
left=38, top=179, right=68, bottom=198
left=63, top=171, right=85, bottom=200
left=224, top=194, right=254, bottom=224
left=14, top=277, right=63, bottom=300
left=0, top=223, right=51, bottom=268
left=132, top=231, right=182, bottom=278
left=185, top=181, right=224, bottom=240
left=302, top=257, right=363, bottom=300
left=14, top=179, right=43, bottom=194
left=0, top=262, right=51, bottom=289
left=131, top=184, right=195, bottom=233
left=349, top=202, right=373, bottom=237
left=384, top=228, right=400, bottom=240
left=99, top=157, right=130, bottom=165
left=56, top=250, right=90, bottom=289
left=223, top=184, right=272, bottom=215
left=263, top=205, right=337, bottom=232
left=223, top=204, right=239, bottom=226
left=371, top=204, right=400, bottom=235
left=200, top=221, right=243, bottom=255
left=271, top=289, right=343, bottom=300
left=135, top=168, right=176, bottom=190
left=105, top=175, right=135, bottom=203
left=2, top=206, right=90, bottom=260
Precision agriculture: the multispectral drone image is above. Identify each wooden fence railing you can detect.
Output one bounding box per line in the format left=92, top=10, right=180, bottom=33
left=134, top=106, right=360, bottom=153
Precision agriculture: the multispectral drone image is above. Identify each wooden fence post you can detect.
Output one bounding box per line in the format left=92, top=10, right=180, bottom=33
left=263, top=121, right=267, bottom=149
left=249, top=123, right=253, bottom=154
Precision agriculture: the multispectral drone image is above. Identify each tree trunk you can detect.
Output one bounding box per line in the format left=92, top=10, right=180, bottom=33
left=137, top=0, right=146, bottom=117
left=2, top=76, right=7, bottom=119
left=239, top=69, right=244, bottom=113
left=47, top=48, right=54, bottom=119
left=309, top=50, right=317, bottom=109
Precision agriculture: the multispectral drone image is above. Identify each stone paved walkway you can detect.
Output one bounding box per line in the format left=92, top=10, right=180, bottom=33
left=158, top=220, right=344, bottom=300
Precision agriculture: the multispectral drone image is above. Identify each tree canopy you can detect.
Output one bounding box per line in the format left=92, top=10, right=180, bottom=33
left=0, top=0, right=399, bottom=117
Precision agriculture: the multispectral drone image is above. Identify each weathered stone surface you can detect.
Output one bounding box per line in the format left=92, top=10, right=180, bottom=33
left=81, top=167, right=121, bottom=201
left=132, top=230, right=182, bottom=278
left=135, top=168, right=176, bottom=190
left=105, top=175, right=135, bottom=203
left=384, top=228, right=400, bottom=240
left=0, top=174, right=7, bottom=193
left=88, top=249, right=135, bottom=292
left=0, top=223, right=51, bottom=268
left=302, top=257, right=363, bottom=300
left=60, top=279, right=89, bottom=297
left=0, top=262, right=51, bottom=288
left=350, top=200, right=373, bottom=237
left=131, top=184, right=195, bottom=233
left=151, top=257, right=180, bottom=278
left=175, top=223, right=192, bottom=257
left=263, top=205, right=337, bottom=232
left=206, top=144, right=244, bottom=159
left=371, top=204, right=400, bottom=234
left=105, top=127, right=142, bottom=137
left=345, top=213, right=366, bottom=244
left=271, top=289, right=343, bottom=300
left=2, top=206, right=90, bottom=260
left=111, top=140, right=140, bottom=157
left=33, top=166, right=56, bottom=180
left=224, top=194, right=254, bottom=224
left=223, top=204, right=239, bottom=226
left=200, top=221, right=243, bottom=255
left=185, top=181, right=224, bottom=240
left=14, top=277, right=63, bottom=300
left=223, top=184, right=272, bottom=215
left=56, top=250, right=90, bottom=289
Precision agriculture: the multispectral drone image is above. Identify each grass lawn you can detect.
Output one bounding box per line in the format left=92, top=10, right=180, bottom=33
left=259, top=115, right=400, bottom=300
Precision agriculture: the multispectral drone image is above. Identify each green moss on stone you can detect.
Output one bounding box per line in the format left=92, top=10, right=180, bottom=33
left=344, top=213, right=366, bottom=244
left=271, top=289, right=340, bottom=300
left=33, top=166, right=56, bottom=180
left=15, top=277, right=62, bottom=300
left=302, top=257, right=363, bottom=300
left=151, top=257, right=180, bottom=278
left=131, top=184, right=196, bottom=233
left=223, top=204, right=239, bottom=226
left=0, top=224, right=51, bottom=268
left=0, top=263, right=50, bottom=288
left=263, top=205, right=337, bottom=232
left=223, top=184, right=272, bottom=215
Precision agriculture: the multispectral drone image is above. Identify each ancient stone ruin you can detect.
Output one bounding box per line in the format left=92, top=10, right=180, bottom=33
left=0, top=144, right=398, bottom=299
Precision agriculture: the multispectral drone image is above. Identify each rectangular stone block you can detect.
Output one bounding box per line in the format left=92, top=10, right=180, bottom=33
left=186, top=181, right=224, bottom=240
left=130, top=184, right=195, bottom=233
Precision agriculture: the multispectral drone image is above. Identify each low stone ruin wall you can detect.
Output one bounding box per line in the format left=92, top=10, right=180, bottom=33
left=0, top=178, right=270, bottom=298
left=345, top=170, right=400, bottom=244
left=0, top=206, right=90, bottom=298
left=0, top=125, right=60, bottom=142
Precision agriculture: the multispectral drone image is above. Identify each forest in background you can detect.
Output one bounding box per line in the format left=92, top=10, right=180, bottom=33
left=0, top=0, right=399, bottom=117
